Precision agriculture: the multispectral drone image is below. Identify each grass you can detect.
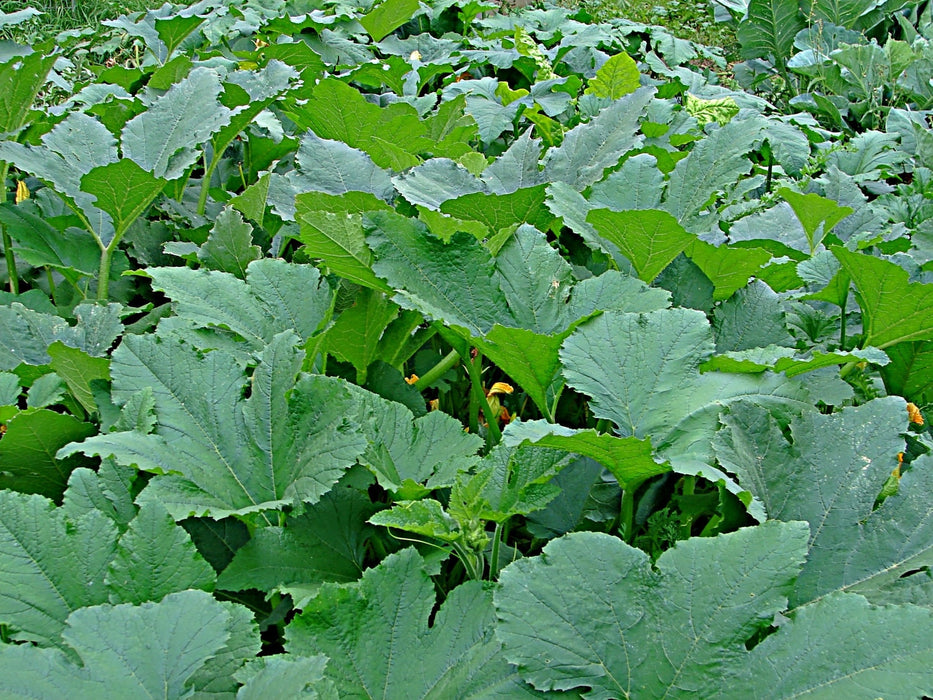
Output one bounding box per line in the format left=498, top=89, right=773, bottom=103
left=0, top=0, right=161, bottom=32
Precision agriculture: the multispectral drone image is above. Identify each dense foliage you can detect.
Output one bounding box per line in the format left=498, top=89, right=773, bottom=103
left=1, top=0, right=932, bottom=696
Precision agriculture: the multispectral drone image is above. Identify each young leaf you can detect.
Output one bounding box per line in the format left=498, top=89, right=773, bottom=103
left=494, top=522, right=810, bottom=697
left=778, top=187, right=853, bottom=253
left=584, top=52, right=640, bottom=99
left=196, top=206, right=261, bottom=278
left=325, top=288, right=399, bottom=382
left=286, top=547, right=537, bottom=697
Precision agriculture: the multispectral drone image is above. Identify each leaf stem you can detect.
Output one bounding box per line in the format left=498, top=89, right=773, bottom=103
left=839, top=288, right=848, bottom=349
left=619, top=477, right=645, bottom=544
left=489, top=521, right=504, bottom=580
left=466, top=349, right=501, bottom=448
left=412, top=348, right=460, bottom=392
left=0, top=161, right=18, bottom=294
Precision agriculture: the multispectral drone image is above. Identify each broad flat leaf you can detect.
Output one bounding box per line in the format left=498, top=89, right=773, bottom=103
left=481, top=128, right=545, bottom=194
left=586, top=208, right=695, bottom=283
left=663, top=116, right=765, bottom=228
left=287, top=547, right=538, bottom=697
left=80, top=160, right=166, bottom=242
left=494, top=522, right=810, bottom=697
left=360, top=0, right=421, bottom=41
left=267, top=132, right=394, bottom=221
left=737, top=0, right=806, bottom=63
left=805, top=0, right=876, bottom=28
left=440, top=184, right=553, bottom=233
left=0, top=408, right=95, bottom=498
left=588, top=153, right=664, bottom=211
left=60, top=331, right=367, bottom=520
left=47, top=341, right=110, bottom=415
left=0, top=51, right=57, bottom=135
left=712, top=280, right=794, bottom=352
left=834, top=247, right=933, bottom=348
left=0, top=490, right=117, bottom=647
left=393, top=158, right=484, bottom=210
left=197, top=206, right=261, bottom=278
left=296, top=196, right=392, bottom=292
left=325, top=288, right=399, bottom=382
left=106, top=501, right=215, bottom=604
left=292, top=78, right=427, bottom=169
left=726, top=593, right=933, bottom=698
left=367, top=211, right=510, bottom=337
left=0, top=202, right=100, bottom=278
left=585, top=52, right=640, bottom=99
left=881, top=340, right=933, bottom=405
left=236, top=655, right=336, bottom=700
left=542, top=87, right=653, bottom=189
left=217, top=487, right=378, bottom=603
left=561, top=309, right=810, bottom=466
left=684, top=94, right=740, bottom=126
left=350, top=384, right=482, bottom=497
left=503, top=420, right=669, bottom=488
left=778, top=187, right=853, bottom=253
left=685, top=239, right=772, bottom=301
left=144, top=259, right=333, bottom=355
left=0, top=591, right=248, bottom=700
left=122, top=67, right=233, bottom=180
left=712, top=398, right=915, bottom=608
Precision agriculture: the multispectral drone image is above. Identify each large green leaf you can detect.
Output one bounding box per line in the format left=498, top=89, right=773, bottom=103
left=80, top=160, right=166, bottom=243
left=494, top=522, right=810, bottom=697
left=325, top=288, right=399, bottom=382
left=291, top=78, right=427, bottom=170
left=0, top=491, right=116, bottom=647
left=711, top=279, right=793, bottom=352
left=541, top=87, right=654, bottom=189
left=778, top=187, right=853, bottom=253
left=0, top=408, right=95, bottom=498
left=0, top=50, right=57, bottom=135
left=360, top=0, right=421, bottom=41
left=586, top=208, right=695, bottom=283
left=737, top=0, right=806, bottom=63
left=834, top=248, right=933, bottom=348
left=713, top=398, right=923, bottom=608
left=560, top=309, right=810, bottom=466
left=60, top=331, right=367, bottom=520
left=584, top=52, right=640, bottom=99
left=440, top=184, right=553, bottom=234
left=144, top=259, right=334, bottom=357
left=503, top=419, right=668, bottom=486
left=122, top=67, right=233, bottom=180
left=216, top=487, right=379, bottom=604
left=286, top=547, right=538, bottom=697
left=106, top=501, right=215, bottom=605
left=349, top=384, right=482, bottom=497
left=0, top=591, right=252, bottom=699
left=881, top=340, right=933, bottom=405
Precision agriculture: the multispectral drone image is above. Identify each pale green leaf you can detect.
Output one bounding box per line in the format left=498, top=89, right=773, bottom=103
left=585, top=52, right=640, bottom=99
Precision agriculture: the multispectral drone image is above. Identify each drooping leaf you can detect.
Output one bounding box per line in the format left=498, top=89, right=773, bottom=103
left=778, top=187, right=853, bottom=253
left=494, top=522, right=810, bottom=697
left=881, top=340, right=933, bottom=405
left=286, top=547, right=537, bottom=697
left=685, top=239, right=773, bottom=301
left=46, top=341, right=110, bottom=415
left=502, top=420, right=669, bottom=488
left=834, top=247, right=933, bottom=348
left=325, top=288, right=399, bottom=382
left=60, top=331, right=367, bottom=520
left=80, top=160, right=166, bottom=242
left=737, top=0, right=806, bottom=63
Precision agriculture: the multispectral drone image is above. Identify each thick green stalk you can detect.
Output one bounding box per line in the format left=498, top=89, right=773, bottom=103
left=618, top=477, right=645, bottom=544
left=466, top=349, right=501, bottom=447
left=412, top=348, right=460, bottom=392
left=0, top=161, right=17, bottom=294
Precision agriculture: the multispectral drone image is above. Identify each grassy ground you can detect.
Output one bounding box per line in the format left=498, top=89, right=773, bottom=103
left=0, top=0, right=160, bottom=35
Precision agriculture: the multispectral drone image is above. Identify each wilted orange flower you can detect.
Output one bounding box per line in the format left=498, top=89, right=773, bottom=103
left=907, top=402, right=924, bottom=425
